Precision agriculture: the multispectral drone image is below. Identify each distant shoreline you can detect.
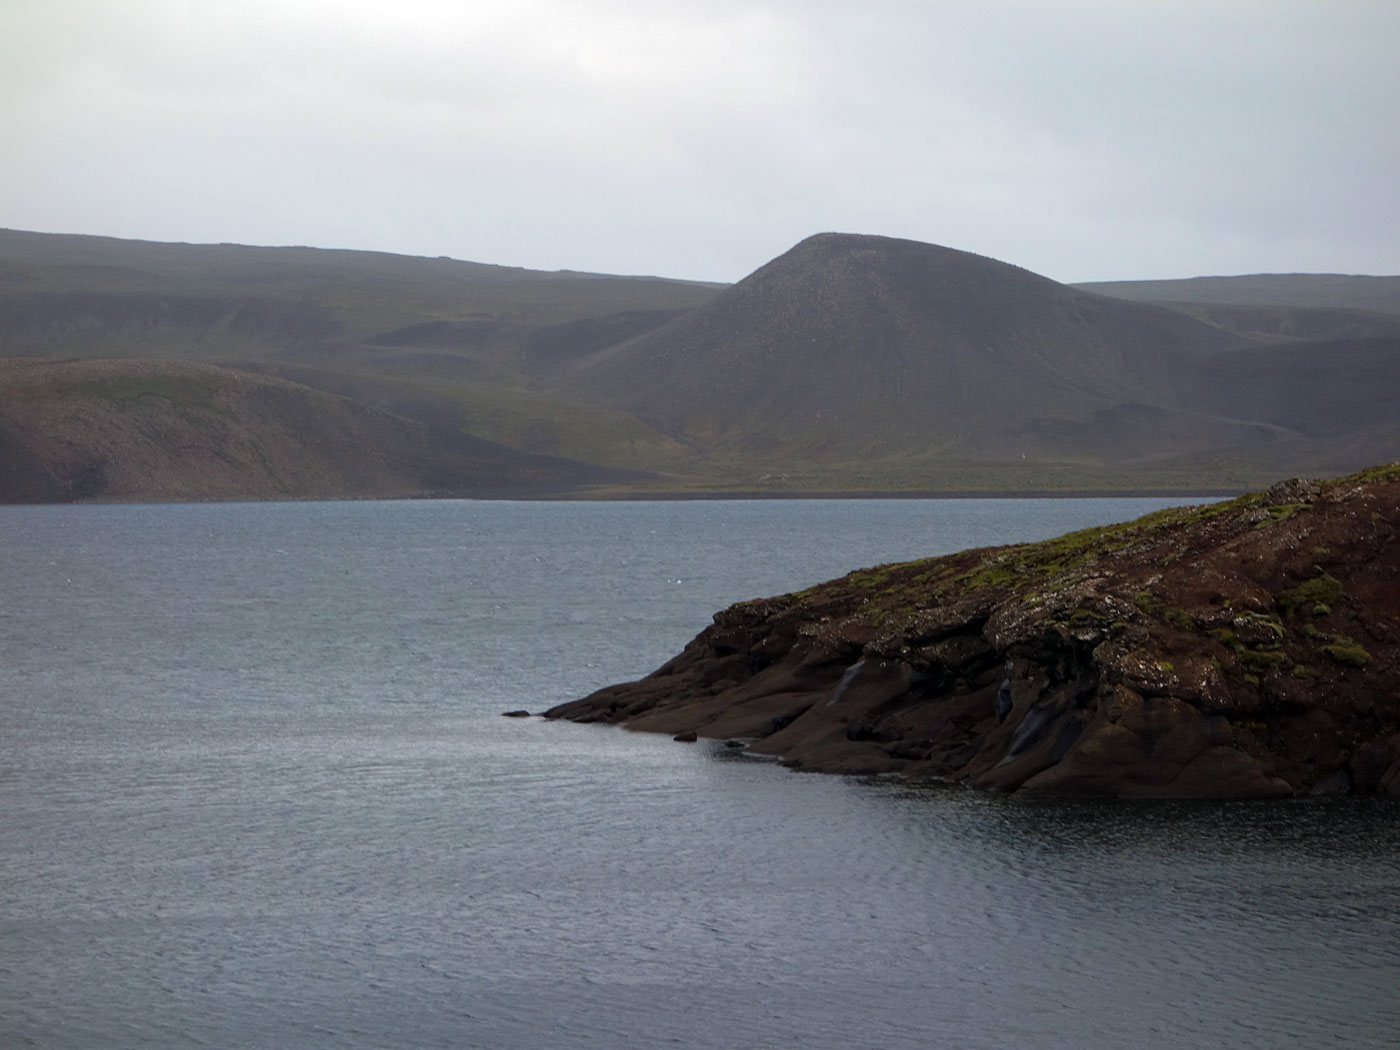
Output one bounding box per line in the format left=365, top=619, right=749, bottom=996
left=12, top=486, right=1246, bottom=508
left=531, top=486, right=1245, bottom=502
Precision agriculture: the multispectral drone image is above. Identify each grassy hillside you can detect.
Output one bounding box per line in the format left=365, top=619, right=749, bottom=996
left=0, top=358, right=643, bottom=502
left=234, top=360, right=703, bottom=474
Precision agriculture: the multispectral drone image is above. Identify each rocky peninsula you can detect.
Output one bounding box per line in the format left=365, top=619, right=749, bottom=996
left=547, top=465, right=1400, bottom=797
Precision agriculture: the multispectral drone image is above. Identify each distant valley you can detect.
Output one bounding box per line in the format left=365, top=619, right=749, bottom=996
left=1, top=227, right=1397, bottom=502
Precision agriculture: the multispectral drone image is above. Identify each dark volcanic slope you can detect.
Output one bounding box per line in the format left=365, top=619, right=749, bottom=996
left=551, top=233, right=1246, bottom=456
left=1127, top=301, right=1400, bottom=344
left=549, top=465, right=1400, bottom=798
left=1199, top=336, right=1400, bottom=442
left=0, top=358, right=639, bottom=502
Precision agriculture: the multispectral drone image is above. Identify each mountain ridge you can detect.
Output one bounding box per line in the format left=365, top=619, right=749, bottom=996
left=2, top=227, right=1397, bottom=500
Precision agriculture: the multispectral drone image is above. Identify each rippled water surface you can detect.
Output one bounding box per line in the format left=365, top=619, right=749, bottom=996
left=3, top=498, right=1398, bottom=1049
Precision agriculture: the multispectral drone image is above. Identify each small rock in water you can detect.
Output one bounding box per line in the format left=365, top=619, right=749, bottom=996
left=501, top=709, right=531, bottom=718
left=673, top=730, right=698, bottom=742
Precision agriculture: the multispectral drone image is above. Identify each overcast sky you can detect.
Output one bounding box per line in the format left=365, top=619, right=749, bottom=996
left=3, top=0, right=1397, bottom=283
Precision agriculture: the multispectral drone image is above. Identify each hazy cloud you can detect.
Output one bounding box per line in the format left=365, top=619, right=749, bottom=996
left=3, top=0, right=1396, bottom=282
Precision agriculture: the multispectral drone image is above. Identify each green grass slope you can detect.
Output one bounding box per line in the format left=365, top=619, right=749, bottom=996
left=0, top=358, right=644, bottom=503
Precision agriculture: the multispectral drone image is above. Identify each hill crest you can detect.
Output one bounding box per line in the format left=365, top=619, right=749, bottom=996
left=549, top=232, right=1248, bottom=457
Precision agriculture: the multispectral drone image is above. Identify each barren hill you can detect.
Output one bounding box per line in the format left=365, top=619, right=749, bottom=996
left=547, top=233, right=1248, bottom=458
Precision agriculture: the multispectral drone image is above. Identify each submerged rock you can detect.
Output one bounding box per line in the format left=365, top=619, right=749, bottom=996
left=546, top=464, right=1400, bottom=797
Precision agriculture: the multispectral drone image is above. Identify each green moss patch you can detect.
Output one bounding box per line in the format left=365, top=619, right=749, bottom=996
left=1133, top=591, right=1197, bottom=632
left=1240, top=648, right=1289, bottom=674
left=1277, top=573, right=1345, bottom=617
left=1321, top=636, right=1372, bottom=668
left=1254, top=503, right=1304, bottom=528
left=1340, top=462, right=1400, bottom=485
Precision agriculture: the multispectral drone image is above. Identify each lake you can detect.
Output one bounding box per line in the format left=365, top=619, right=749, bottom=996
left=3, top=497, right=1397, bottom=1049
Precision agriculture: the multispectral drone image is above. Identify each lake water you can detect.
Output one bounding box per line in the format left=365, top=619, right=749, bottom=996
left=3, top=497, right=1398, bottom=1049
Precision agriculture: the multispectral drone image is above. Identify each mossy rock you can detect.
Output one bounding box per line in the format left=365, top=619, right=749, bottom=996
left=1133, top=591, right=1196, bottom=632
left=1322, top=638, right=1372, bottom=668
left=1239, top=648, right=1289, bottom=674
left=1254, top=503, right=1304, bottom=529
left=1277, top=573, right=1344, bottom=617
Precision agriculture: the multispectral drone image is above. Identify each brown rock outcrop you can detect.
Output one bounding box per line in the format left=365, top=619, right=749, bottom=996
left=547, top=464, right=1400, bottom=797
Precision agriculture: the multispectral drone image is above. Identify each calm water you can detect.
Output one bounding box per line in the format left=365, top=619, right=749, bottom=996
left=2, top=498, right=1397, bottom=1050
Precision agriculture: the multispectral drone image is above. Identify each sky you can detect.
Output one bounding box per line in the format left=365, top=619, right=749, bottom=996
left=3, top=0, right=1398, bottom=284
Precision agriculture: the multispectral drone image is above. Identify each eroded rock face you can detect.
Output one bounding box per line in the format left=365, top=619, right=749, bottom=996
left=546, top=466, right=1400, bottom=797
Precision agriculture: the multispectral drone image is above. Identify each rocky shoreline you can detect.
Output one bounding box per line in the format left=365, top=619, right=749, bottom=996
left=546, top=465, right=1400, bottom=797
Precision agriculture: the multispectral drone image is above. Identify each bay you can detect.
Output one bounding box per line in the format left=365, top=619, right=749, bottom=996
left=2, top=497, right=1397, bottom=1049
